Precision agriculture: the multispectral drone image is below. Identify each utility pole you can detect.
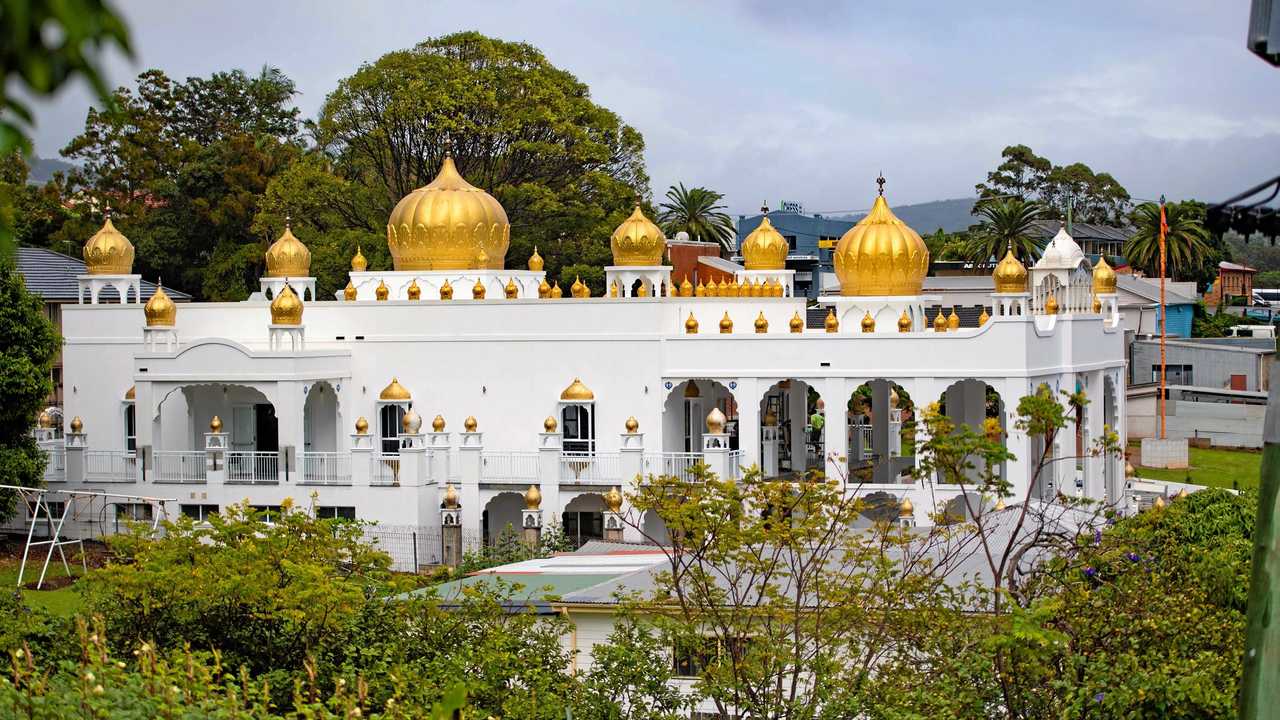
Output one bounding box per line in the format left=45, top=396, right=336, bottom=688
left=1240, top=364, right=1280, bottom=718
left=1158, top=196, right=1168, bottom=439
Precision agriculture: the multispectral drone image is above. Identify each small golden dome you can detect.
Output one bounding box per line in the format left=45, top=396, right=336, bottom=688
left=463, top=415, right=478, bottom=432
left=763, top=409, right=778, bottom=426
left=719, top=311, right=733, bottom=334
left=209, top=415, right=222, bottom=433
left=680, top=275, right=693, bottom=297
left=472, top=277, right=486, bottom=299
left=706, top=407, right=726, bottom=434
left=386, top=155, right=509, bottom=271
left=270, top=283, right=303, bottom=325
left=889, top=387, right=900, bottom=408
left=754, top=312, right=769, bottom=334
left=994, top=496, right=1007, bottom=511
left=898, top=309, right=912, bottom=333
left=264, top=223, right=311, bottom=278
left=899, top=497, right=914, bottom=517
left=861, top=311, right=875, bottom=333
left=686, top=312, right=699, bottom=334
left=538, top=278, right=551, bottom=298
left=37, top=410, right=52, bottom=428
left=824, top=308, right=839, bottom=333
left=351, top=245, right=367, bottom=272
left=1176, top=487, right=1189, bottom=499
left=379, top=377, right=411, bottom=401
left=1124, top=462, right=1135, bottom=478
left=636, top=282, right=649, bottom=297
left=69, top=415, right=83, bottom=433
left=732, top=279, right=745, bottom=297
left=978, top=307, right=990, bottom=325
left=571, top=276, right=590, bottom=298
left=355, top=416, right=369, bottom=434
left=625, top=416, right=639, bottom=432
left=144, top=284, right=177, bottom=327
left=1044, top=294, right=1059, bottom=315
left=741, top=216, right=788, bottom=270
left=406, top=279, right=421, bottom=301
left=528, top=246, right=544, bottom=272
left=695, top=279, right=706, bottom=297
left=440, top=279, right=454, bottom=300
left=947, top=307, right=960, bottom=330
left=718, top=277, right=730, bottom=296
left=833, top=188, right=929, bottom=296
left=992, top=246, right=1028, bottom=294
left=683, top=381, right=701, bottom=398
left=1153, top=496, right=1166, bottom=510
left=432, top=414, right=446, bottom=432
left=933, top=310, right=947, bottom=332
left=609, top=280, right=619, bottom=298
left=1092, top=255, right=1117, bottom=295
left=561, top=377, right=595, bottom=401
left=544, top=415, right=558, bottom=432
left=603, top=486, right=624, bottom=513
left=505, top=278, right=519, bottom=299
left=443, top=483, right=459, bottom=509
left=790, top=311, right=804, bottom=333
left=611, top=205, right=666, bottom=266
left=524, top=484, right=542, bottom=509
left=401, top=408, right=421, bottom=433
left=375, top=280, right=389, bottom=301
left=83, top=214, right=135, bottom=275
left=344, top=281, right=357, bottom=301
left=550, top=281, right=563, bottom=299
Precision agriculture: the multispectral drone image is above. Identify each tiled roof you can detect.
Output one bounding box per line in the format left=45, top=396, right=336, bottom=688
left=15, top=246, right=191, bottom=303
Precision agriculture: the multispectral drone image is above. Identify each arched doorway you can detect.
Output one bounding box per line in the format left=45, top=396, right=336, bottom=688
left=935, top=380, right=1006, bottom=488
left=847, top=380, right=915, bottom=485
left=759, top=379, right=822, bottom=478
left=563, top=493, right=605, bottom=548
left=483, top=492, right=526, bottom=545
left=662, top=379, right=737, bottom=454
left=641, top=509, right=669, bottom=545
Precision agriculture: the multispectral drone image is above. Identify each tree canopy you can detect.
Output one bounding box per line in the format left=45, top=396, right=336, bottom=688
left=976, top=145, right=1131, bottom=225
left=657, top=183, right=735, bottom=251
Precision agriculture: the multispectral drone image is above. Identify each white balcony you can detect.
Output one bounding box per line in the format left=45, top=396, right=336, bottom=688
left=226, top=451, right=279, bottom=485
left=84, top=450, right=136, bottom=482
left=559, top=452, right=621, bottom=485
left=481, top=451, right=538, bottom=484
left=299, top=452, right=351, bottom=485
left=153, top=451, right=206, bottom=484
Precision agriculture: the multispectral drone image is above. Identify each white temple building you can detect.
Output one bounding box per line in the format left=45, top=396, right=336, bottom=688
left=28, top=155, right=1128, bottom=564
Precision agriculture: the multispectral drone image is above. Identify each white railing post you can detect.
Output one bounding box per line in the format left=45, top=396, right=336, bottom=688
left=761, top=424, right=780, bottom=477
left=64, top=428, right=86, bottom=484
left=350, top=433, right=372, bottom=487
left=205, top=430, right=227, bottom=486
left=458, top=430, right=482, bottom=547
left=399, top=430, right=425, bottom=488
left=702, top=433, right=732, bottom=481
left=538, top=430, right=562, bottom=530
left=427, top=430, right=451, bottom=486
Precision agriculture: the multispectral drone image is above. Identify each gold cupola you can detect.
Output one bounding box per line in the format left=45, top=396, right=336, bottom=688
left=144, top=283, right=177, bottom=326
left=264, top=220, right=311, bottom=277
left=610, top=205, right=666, bottom=266
left=351, top=245, right=367, bottom=272
left=528, top=246, right=544, bottom=272
left=740, top=216, right=788, bottom=270
left=1092, top=255, right=1117, bottom=295
left=83, top=212, right=135, bottom=275
left=379, top=377, right=411, bottom=401
left=269, top=282, right=303, bottom=325
left=832, top=182, right=929, bottom=296
left=992, top=245, right=1028, bottom=294
left=524, top=484, right=542, bottom=509
left=386, top=154, right=510, bottom=271
left=560, top=377, right=595, bottom=401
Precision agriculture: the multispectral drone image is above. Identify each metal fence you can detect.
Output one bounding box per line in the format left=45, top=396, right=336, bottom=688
left=299, top=452, right=351, bottom=485
left=645, top=452, right=702, bottom=482
left=42, top=446, right=65, bottom=483
left=84, top=450, right=136, bottom=482
left=359, top=525, right=487, bottom=572
left=153, top=451, right=206, bottom=483
left=482, top=451, right=538, bottom=483
left=226, top=451, right=279, bottom=484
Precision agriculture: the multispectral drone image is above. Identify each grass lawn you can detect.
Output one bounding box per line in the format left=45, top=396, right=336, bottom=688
left=1131, top=443, right=1263, bottom=491
left=0, top=554, right=86, bottom=616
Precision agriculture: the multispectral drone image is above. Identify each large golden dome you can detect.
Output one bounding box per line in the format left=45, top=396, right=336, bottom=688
left=833, top=190, right=929, bottom=296
left=83, top=214, right=135, bottom=275
left=610, top=206, right=666, bottom=266
left=144, top=284, right=176, bottom=326
left=741, top=216, right=788, bottom=270
left=1092, top=255, right=1117, bottom=295
left=386, top=155, right=510, bottom=271
left=992, top=245, right=1028, bottom=294
left=264, top=223, right=311, bottom=277
left=269, top=283, right=303, bottom=325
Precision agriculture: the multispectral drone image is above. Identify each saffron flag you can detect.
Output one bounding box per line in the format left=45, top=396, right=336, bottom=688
left=1159, top=202, right=1169, bottom=240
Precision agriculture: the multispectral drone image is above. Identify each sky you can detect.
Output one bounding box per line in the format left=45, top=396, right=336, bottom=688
left=24, top=0, right=1280, bottom=215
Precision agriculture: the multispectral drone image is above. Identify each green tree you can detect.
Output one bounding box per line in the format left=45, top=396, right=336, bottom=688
left=657, top=183, right=735, bottom=251
left=976, top=145, right=1130, bottom=224
left=0, top=257, right=60, bottom=520
left=1125, top=201, right=1214, bottom=281
left=965, top=197, right=1048, bottom=264
left=576, top=617, right=690, bottom=720
left=975, top=144, right=1052, bottom=202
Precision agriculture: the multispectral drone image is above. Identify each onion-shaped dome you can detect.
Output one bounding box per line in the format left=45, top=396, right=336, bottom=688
left=524, top=484, right=542, bottom=509
left=83, top=213, right=135, bottom=275
left=706, top=407, right=726, bottom=434
left=538, top=278, right=551, bottom=298
left=505, top=278, right=519, bottom=299
left=264, top=222, right=311, bottom=277
left=947, top=307, right=960, bottom=330
left=741, top=216, right=789, bottom=270
left=790, top=311, right=804, bottom=333
left=899, top=497, right=914, bottom=517
left=37, top=410, right=52, bottom=428
left=464, top=416, right=478, bottom=432
left=440, top=279, right=454, bottom=300
left=824, top=308, right=838, bottom=333
left=890, top=387, right=900, bottom=408
left=270, top=283, right=303, bottom=325
left=379, top=377, right=411, bottom=401
left=561, top=377, right=595, bottom=401
left=979, top=307, right=991, bottom=324
left=680, top=275, right=693, bottom=297
left=343, top=281, right=357, bottom=301
left=610, top=205, right=666, bottom=266
left=1092, top=255, right=1117, bottom=295
left=763, top=409, right=778, bottom=426
left=603, top=486, right=624, bottom=513
left=443, top=483, right=459, bottom=509
left=144, top=284, right=177, bottom=327
left=571, top=276, right=590, bottom=298
left=754, top=312, right=768, bottom=334
left=685, top=313, right=699, bottom=334
left=125, top=385, right=136, bottom=400
left=375, top=280, right=389, bottom=301
left=402, top=408, right=422, bottom=433
left=898, top=309, right=912, bottom=332
left=992, top=246, right=1028, bottom=294
left=528, top=246, right=544, bottom=272
left=472, top=277, right=486, bottom=299
left=407, top=279, right=421, bottom=301
left=636, top=282, right=649, bottom=298
left=721, top=278, right=734, bottom=297
left=432, top=415, right=446, bottom=432
left=1044, top=294, right=1059, bottom=315
left=550, top=282, right=563, bottom=299
left=683, top=382, right=701, bottom=398
left=833, top=188, right=929, bottom=296
left=1153, top=495, right=1166, bottom=510
left=386, top=154, right=509, bottom=270
left=625, top=416, right=639, bottom=433
left=1092, top=295, right=1102, bottom=314
left=1035, top=224, right=1085, bottom=270
left=861, top=311, right=875, bottom=333
left=694, top=279, right=706, bottom=297
left=69, top=415, right=83, bottom=433
left=719, top=311, right=733, bottom=334
left=544, top=415, right=558, bottom=432
left=355, top=416, right=369, bottom=434
left=933, top=310, right=947, bottom=332
left=210, top=415, right=223, bottom=433
left=351, top=246, right=367, bottom=272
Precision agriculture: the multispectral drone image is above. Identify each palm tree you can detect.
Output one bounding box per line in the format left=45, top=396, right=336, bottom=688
left=657, top=183, right=736, bottom=252
left=1124, top=201, right=1213, bottom=279
left=964, top=197, right=1047, bottom=265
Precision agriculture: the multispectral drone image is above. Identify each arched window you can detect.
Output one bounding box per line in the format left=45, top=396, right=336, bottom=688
left=379, top=404, right=405, bottom=455
left=562, top=404, right=595, bottom=455
left=125, top=404, right=136, bottom=453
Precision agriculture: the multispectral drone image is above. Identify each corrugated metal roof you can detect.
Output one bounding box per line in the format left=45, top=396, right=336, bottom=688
left=1029, top=220, right=1133, bottom=243
left=15, top=246, right=191, bottom=302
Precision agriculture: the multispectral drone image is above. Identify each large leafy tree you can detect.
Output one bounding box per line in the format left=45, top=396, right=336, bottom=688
left=1125, top=201, right=1215, bottom=281
left=965, top=197, right=1047, bottom=264
left=657, top=183, right=735, bottom=251
left=976, top=145, right=1131, bottom=225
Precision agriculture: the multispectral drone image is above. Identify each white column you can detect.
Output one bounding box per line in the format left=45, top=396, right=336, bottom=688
left=619, top=431, right=644, bottom=543
left=538, top=431, right=562, bottom=532
left=702, top=433, right=732, bottom=480
left=788, top=382, right=808, bottom=473
left=350, top=433, right=372, bottom=487
left=1002, top=378, right=1033, bottom=502
left=761, top=425, right=780, bottom=477
left=819, top=378, right=849, bottom=486
left=458, top=431, right=482, bottom=549
left=64, top=430, right=86, bottom=483
left=735, top=378, right=761, bottom=474
left=398, top=433, right=426, bottom=487
left=205, top=431, right=227, bottom=486
left=1084, top=369, right=1107, bottom=501
left=427, top=432, right=451, bottom=485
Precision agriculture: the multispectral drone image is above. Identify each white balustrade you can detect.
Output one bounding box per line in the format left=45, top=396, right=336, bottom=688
left=226, top=451, right=279, bottom=484
left=482, top=451, right=539, bottom=483
left=373, top=453, right=401, bottom=486
left=84, top=450, right=135, bottom=482
left=42, top=446, right=66, bottom=483
left=728, top=449, right=745, bottom=478
left=559, top=452, right=621, bottom=484
left=645, top=452, right=702, bottom=482
left=299, top=452, right=351, bottom=485
left=154, top=451, right=207, bottom=483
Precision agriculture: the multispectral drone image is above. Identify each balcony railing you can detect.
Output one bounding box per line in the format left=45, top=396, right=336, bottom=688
left=482, top=452, right=538, bottom=483
left=299, top=452, right=351, bottom=485
left=645, top=452, right=702, bottom=482
left=85, top=450, right=135, bottom=482
left=728, top=450, right=745, bottom=478
left=153, top=451, right=206, bottom=484
left=559, top=452, right=621, bottom=484
left=42, top=447, right=65, bottom=483
left=373, top=453, right=400, bottom=486
left=226, top=451, right=279, bottom=484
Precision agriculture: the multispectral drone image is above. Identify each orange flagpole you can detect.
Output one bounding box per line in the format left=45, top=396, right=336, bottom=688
left=1158, top=196, right=1168, bottom=440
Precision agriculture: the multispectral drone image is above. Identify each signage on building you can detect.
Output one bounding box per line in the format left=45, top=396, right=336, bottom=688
left=778, top=200, right=805, bottom=214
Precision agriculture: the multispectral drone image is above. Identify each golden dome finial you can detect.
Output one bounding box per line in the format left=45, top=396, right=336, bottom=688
left=1092, top=255, right=1117, bottom=295
left=386, top=154, right=509, bottom=271
left=440, top=279, right=454, bottom=300
left=705, top=407, right=726, bottom=434
left=209, top=415, right=223, bottom=433
left=528, top=246, right=544, bottom=272
left=265, top=223, right=311, bottom=278
left=443, top=483, right=459, bottom=509
left=375, top=279, right=389, bottom=301
left=550, top=281, right=563, bottom=299
left=524, top=484, right=542, bottom=509
left=899, top=496, right=913, bottom=517
left=898, top=309, right=912, bottom=332
left=832, top=183, right=929, bottom=296
left=979, top=307, right=990, bottom=324
left=407, top=278, right=421, bottom=301
left=790, top=311, right=804, bottom=333
left=69, top=415, right=83, bottom=433
left=83, top=212, right=135, bottom=275
left=636, top=281, right=649, bottom=297
left=680, top=275, right=693, bottom=297
left=947, top=307, right=960, bottom=330
left=343, top=280, right=357, bottom=301
left=993, top=243, right=1028, bottom=294
left=719, top=311, right=734, bottom=333
left=505, top=277, right=519, bottom=299
left=610, top=205, right=666, bottom=266
left=1044, top=293, right=1059, bottom=315
left=571, top=276, right=590, bottom=298
left=824, top=308, right=839, bottom=333
left=861, top=311, right=875, bottom=333
left=560, top=377, right=595, bottom=401
left=351, top=245, right=367, bottom=272
left=609, top=280, right=619, bottom=298
left=401, top=407, right=421, bottom=433
left=355, top=416, right=369, bottom=434
left=741, top=216, right=789, bottom=270
left=432, top=415, right=446, bottom=432
left=144, top=282, right=177, bottom=327
left=472, top=277, right=486, bottom=299
left=463, top=415, right=478, bottom=432
left=379, top=377, right=411, bottom=401
left=754, top=312, right=769, bottom=334
left=538, top=277, right=551, bottom=298
left=625, top=416, right=639, bottom=433
left=685, top=312, right=699, bottom=334
left=270, top=282, right=303, bottom=325
left=1092, top=295, right=1102, bottom=314
left=37, top=410, right=52, bottom=428
left=543, top=415, right=558, bottom=432
left=683, top=381, right=701, bottom=398
left=994, top=496, right=1006, bottom=511
left=604, top=486, right=624, bottom=513
left=933, top=309, right=947, bottom=332
left=1152, top=495, right=1166, bottom=510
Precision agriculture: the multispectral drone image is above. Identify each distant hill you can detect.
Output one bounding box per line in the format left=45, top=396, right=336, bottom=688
left=26, top=155, right=75, bottom=184
left=836, top=197, right=977, bottom=234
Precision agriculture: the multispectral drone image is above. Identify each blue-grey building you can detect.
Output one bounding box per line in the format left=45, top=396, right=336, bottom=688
left=733, top=210, right=855, bottom=299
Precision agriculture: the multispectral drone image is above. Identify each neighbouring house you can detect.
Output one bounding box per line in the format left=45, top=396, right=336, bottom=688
left=1028, top=220, right=1133, bottom=260
left=1127, top=384, right=1269, bottom=448
left=1128, top=336, right=1274, bottom=392
left=1205, top=261, right=1257, bottom=307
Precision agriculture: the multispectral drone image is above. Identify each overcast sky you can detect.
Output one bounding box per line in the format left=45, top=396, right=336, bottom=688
left=25, top=1, right=1280, bottom=214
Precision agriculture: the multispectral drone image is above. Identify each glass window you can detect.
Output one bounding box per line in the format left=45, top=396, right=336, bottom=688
left=124, top=403, right=136, bottom=453
left=316, top=506, right=356, bottom=520
left=562, top=404, right=595, bottom=455
left=380, top=404, right=405, bottom=455
left=250, top=505, right=284, bottom=523
left=180, top=504, right=218, bottom=522
left=116, top=503, right=154, bottom=522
